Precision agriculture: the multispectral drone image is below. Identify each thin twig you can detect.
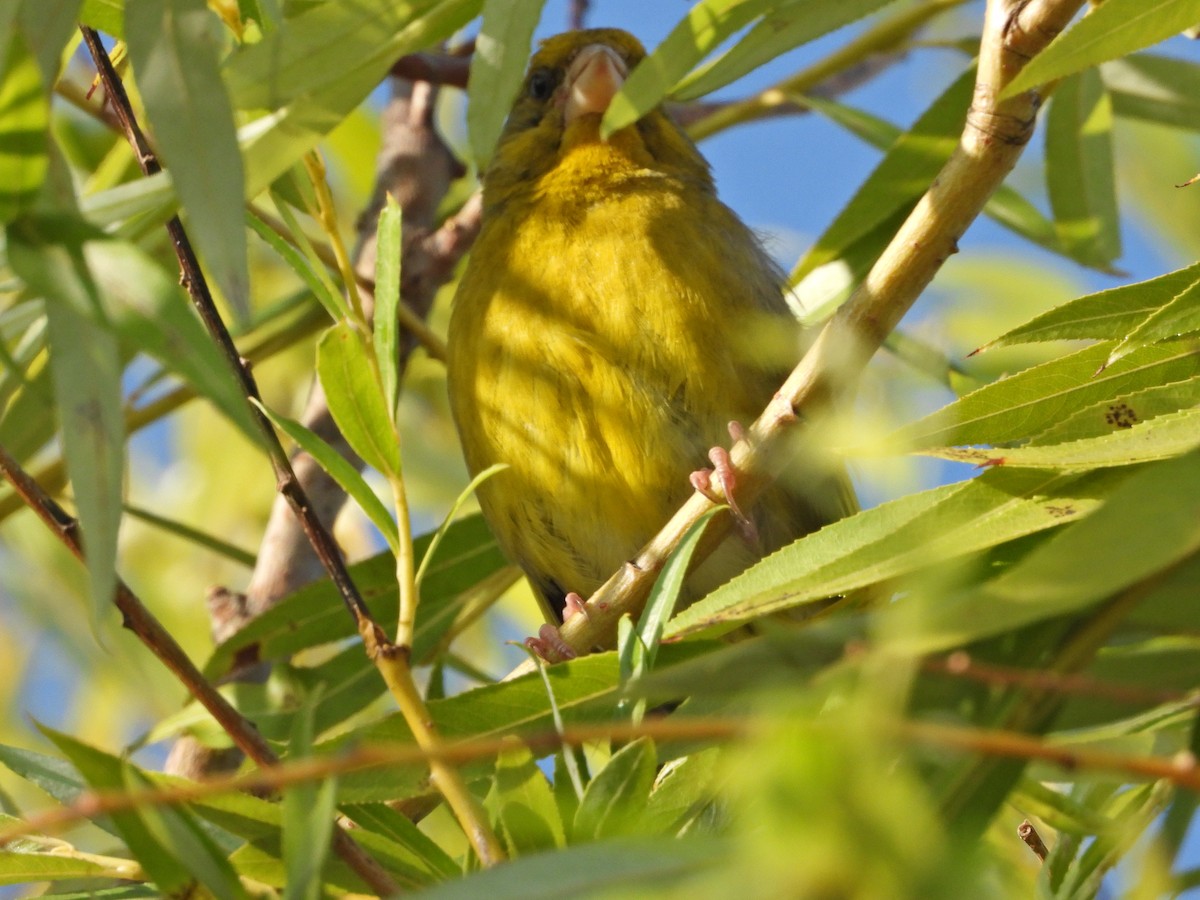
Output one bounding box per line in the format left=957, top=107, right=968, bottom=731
left=1019, top=819, right=1050, bottom=861
left=0, top=443, right=400, bottom=897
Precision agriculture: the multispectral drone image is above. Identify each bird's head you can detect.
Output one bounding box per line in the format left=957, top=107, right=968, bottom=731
left=483, top=28, right=712, bottom=208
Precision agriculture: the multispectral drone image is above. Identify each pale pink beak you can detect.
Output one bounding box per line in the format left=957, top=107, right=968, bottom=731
left=563, top=44, right=628, bottom=124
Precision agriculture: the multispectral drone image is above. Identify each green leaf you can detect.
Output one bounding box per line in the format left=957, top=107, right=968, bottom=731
left=316, top=321, right=401, bottom=476
left=85, top=237, right=261, bottom=443
left=7, top=216, right=124, bottom=621
left=40, top=726, right=247, bottom=898
left=372, top=195, right=402, bottom=418
left=487, top=738, right=565, bottom=856
left=893, top=450, right=1200, bottom=654
left=1029, top=375, right=1200, bottom=444
left=1104, top=54, right=1200, bottom=132
left=339, top=803, right=459, bottom=880
left=126, top=0, right=250, bottom=318
left=0, top=840, right=116, bottom=885
left=225, top=0, right=483, bottom=194
left=1107, top=275, right=1200, bottom=366
left=922, top=403, right=1200, bottom=469
left=282, top=694, right=337, bottom=900
left=620, top=508, right=723, bottom=699
left=791, top=66, right=974, bottom=283
left=673, top=0, right=896, bottom=101
left=879, top=342, right=1200, bottom=451
left=17, top=0, right=82, bottom=84
left=666, top=468, right=1130, bottom=640
left=602, top=0, right=774, bottom=137
left=202, top=515, right=506, bottom=673
left=468, top=0, right=544, bottom=167
left=247, top=207, right=346, bottom=321
left=413, top=836, right=723, bottom=899
left=1003, top=0, right=1200, bottom=99
left=980, top=261, right=1200, bottom=349
left=806, top=93, right=1067, bottom=262
left=0, top=32, right=47, bottom=222
left=80, top=0, right=124, bottom=36
left=574, top=738, right=658, bottom=840
left=1045, top=70, right=1120, bottom=269
left=256, top=397, right=400, bottom=550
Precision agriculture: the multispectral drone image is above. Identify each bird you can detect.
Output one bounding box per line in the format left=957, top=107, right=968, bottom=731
left=446, top=28, right=855, bottom=640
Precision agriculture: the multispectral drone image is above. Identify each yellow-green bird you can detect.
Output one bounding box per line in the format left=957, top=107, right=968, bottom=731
left=447, top=28, right=854, bottom=631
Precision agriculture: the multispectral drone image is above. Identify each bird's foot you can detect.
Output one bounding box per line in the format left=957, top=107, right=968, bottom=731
left=524, top=592, right=587, bottom=662
left=689, top=422, right=759, bottom=545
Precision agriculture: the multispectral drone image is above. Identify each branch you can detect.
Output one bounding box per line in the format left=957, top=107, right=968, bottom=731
left=517, top=0, right=1088, bottom=667
left=79, top=27, right=376, bottom=634
left=0, top=443, right=400, bottom=897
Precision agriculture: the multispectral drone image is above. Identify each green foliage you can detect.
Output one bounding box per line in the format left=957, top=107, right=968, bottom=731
left=1, top=1, right=1199, bottom=898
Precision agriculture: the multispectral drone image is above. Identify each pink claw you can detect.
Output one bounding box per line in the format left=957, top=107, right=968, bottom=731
left=688, top=423, right=759, bottom=545
left=525, top=624, right=577, bottom=662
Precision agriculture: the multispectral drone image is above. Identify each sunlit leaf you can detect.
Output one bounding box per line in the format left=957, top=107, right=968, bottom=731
left=317, top=321, right=401, bottom=477
left=0, top=33, right=47, bottom=222
left=373, top=195, right=403, bottom=418
left=602, top=0, right=774, bottom=137
left=1004, top=0, right=1200, bottom=98
left=126, top=0, right=250, bottom=318
left=922, top=404, right=1200, bottom=469
left=673, top=0, right=896, bottom=101
left=468, top=0, right=544, bottom=167
left=1045, top=70, right=1120, bottom=269
left=1104, top=54, right=1200, bottom=132
left=667, top=468, right=1128, bottom=640
left=487, top=738, right=565, bottom=855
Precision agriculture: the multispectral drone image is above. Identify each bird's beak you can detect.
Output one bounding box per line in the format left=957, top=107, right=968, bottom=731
left=563, top=44, right=628, bottom=125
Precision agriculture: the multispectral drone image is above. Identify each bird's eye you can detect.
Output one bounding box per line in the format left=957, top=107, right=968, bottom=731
left=527, top=68, right=557, bottom=101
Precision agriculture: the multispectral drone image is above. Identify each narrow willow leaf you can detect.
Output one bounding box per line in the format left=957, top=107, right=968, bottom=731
left=340, top=804, right=459, bottom=880
left=232, top=0, right=482, bottom=219
left=414, top=462, right=508, bottom=593
left=488, top=739, right=566, bottom=856
left=1104, top=54, right=1200, bottom=132
left=981, top=262, right=1200, bottom=350
left=414, top=836, right=723, bottom=900
left=879, top=342, right=1200, bottom=451
left=1029, top=375, right=1200, bottom=444
left=40, top=726, right=244, bottom=897
left=80, top=0, right=124, bottom=36
left=282, top=696, right=336, bottom=900
left=126, top=0, right=250, bottom=318
left=922, top=404, right=1200, bottom=469
left=1003, top=0, right=1200, bottom=98
left=246, top=208, right=345, bottom=320
left=203, top=515, right=505, bottom=674
left=667, top=468, right=1127, bottom=640
left=806, top=93, right=1066, bottom=261
left=574, top=738, right=657, bottom=840
left=672, top=0, right=896, bottom=101
left=621, top=507, right=724, bottom=691
left=0, top=0, right=18, bottom=77
left=892, top=449, right=1200, bottom=654
left=1107, top=275, right=1200, bottom=366
left=468, top=0, right=543, bottom=167
left=0, top=33, right=47, bottom=222
left=791, top=66, right=974, bottom=282
left=316, top=321, right=401, bottom=476
left=8, top=217, right=124, bottom=621
left=1045, top=70, right=1120, bottom=269
left=602, top=0, right=774, bottom=137
left=17, top=0, right=81, bottom=84
left=84, top=238, right=261, bottom=442
left=0, top=842, right=116, bottom=885
left=373, top=195, right=402, bottom=418
left=255, top=398, right=399, bottom=550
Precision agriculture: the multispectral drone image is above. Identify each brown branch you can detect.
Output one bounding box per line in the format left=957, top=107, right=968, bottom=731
left=515, top=0, right=1090, bottom=667
left=79, top=27, right=376, bottom=633
left=1019, top=819, right=1050, bottom=862
left=0, top=443, right=400, bottom=897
